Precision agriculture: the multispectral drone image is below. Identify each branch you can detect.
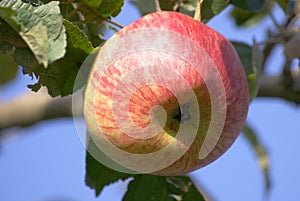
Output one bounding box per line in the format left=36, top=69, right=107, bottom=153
left=0, top=89, right=83, bottom=131
left=194, top=0, right=203, bottom=21
left=1, top=72, right=300, bottom=131
left=257, top=72, right=300, bottom=104
left=154, top=0, right=162, bottom=12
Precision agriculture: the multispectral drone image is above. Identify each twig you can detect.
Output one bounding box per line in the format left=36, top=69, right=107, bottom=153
left=257, top=72, right=300, bottom=104
left=194, top=0, right=203, bottom=21
left=0, top=88, right=83, bottom=130
left=104, top=18, right=124, bottom=29
left=71, top=1, right=124, bottom=29
left=154, top=0, right=162, bottom=12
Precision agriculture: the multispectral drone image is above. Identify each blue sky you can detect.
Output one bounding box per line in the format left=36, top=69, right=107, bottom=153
left=1, top=1, right=300, bottom=201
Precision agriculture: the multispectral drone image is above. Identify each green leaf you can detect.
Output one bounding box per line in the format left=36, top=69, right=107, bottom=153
left=200, top=0, right=230, bottom=22
left=130, top=0, right=178, bottom=16
left=0, top=0, right=67, bottom=67
left=124, top=175, right=173, bottom=201
left=18, top=51, right=78, bottom=97
left=0, top=15, right=27, bottom=48
left=0, top=7, right=19, bottom=29
left=230, top=8, right=267, bottom=26
left=85, top=137, right=132, bottom=197
left=231, top=41, right=263, bottom=100
left=159, top=0, right=178, bottom=11
left=230, top=0, right=275, bottom=27
left=97, top=0, right=124, bottom=17
left=131, top=0, right=229, bottom=22
left=123, top=175, right=205, bottom=201
left=63, top=19, right=94, bottom=54
left=130, top=0, right=155, bottom=15
left=0, top=48, right=18, bottom=85
left=85, top=0, right=102, bottom=9
left=20, top=55, right=81, bottom=96
left=242, top=124, right=271, bottom=194
left=230, top=0, right=266, bottom=12
left=13, top=47, right=40, bottom=68
left=21, top=47, right=94, bottom=97
left=276, top=0, right=288, bottom=13
left=17, top=19, right=96, bottom=97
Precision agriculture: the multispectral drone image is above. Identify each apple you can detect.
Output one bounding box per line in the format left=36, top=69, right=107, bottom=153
left=83, top=11, right=249, bottom=176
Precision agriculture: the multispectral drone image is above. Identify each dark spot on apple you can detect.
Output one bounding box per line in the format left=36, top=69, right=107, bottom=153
left=173, top=107, right=181, bottom=122
left=173, top=103, right=191, bottom=123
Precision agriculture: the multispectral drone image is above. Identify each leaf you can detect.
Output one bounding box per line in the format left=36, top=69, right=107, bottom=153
left=242, top=124, right=271, bottom=194
left=180, top=1, right=196, bottom=11
left=123, top=175, right=173, bottom=201
left=276, top=0, right=288, bottom=13
left=200, top=0, right=230, bottom=22
left=21, top=22, right=49, bottom=65
left=19, top=50, right=82, bottom=97
left=131, top=0, right=229, bottom=22
left=230, top=8, right=267, bottom=26
left=97, top=0, right=124, bottom=17
left=0, top=0, right=67, bottom=67
left=123, top=175, right=205, bottom=201
left=63, top=19, right=94, bottom=54
left=0, top=19, right=27, bottom=47
left=0, top=47, right=18, bottom=85
left=130, top=0, right=179, bottom=15
left=17, top=19, right=96, bottom=97
left=159, top=0, right=178, bottom=11
left=230, top=0, right=275, bottom=27
left=231, top=41, right=263, bottom=100
left=85, top=0, right=102, bottom=9
left=21, top=48, right=93, bottom=97
left=130, top=0, right=155, bottom=15
left=230, top=0, right=266, bottom=12
left=13, top=47, right=40, bottom=68
left=85, top=137, right=133, bottom=197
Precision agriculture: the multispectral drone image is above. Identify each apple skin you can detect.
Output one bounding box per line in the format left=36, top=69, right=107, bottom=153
left=84, top=11, right=249, bottom=175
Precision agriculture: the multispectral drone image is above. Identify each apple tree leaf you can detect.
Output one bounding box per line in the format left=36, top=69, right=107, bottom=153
left=19, top=20, right=96, bottom=97
left=123, top=175, right=205, bottom=201
left=230, top=8, right=268, bottom=27
left=85, top=137, right=133, bottom=197
left=230, top=0, right=266, bottom=12
left=200, top=0, right=230, bottom=22
left=276, top=0, right=288, bottom=13
left=85, top=134, right=205, bottom=200
left=130, top=0, right=179, bottom=15
left=242, top=124, right=271, bottom=194
left=24, top=58, right=83, bottom=96
left=97, top=0, right=124, bottom=17
left=0, top=0, right=67, bottom=67
left=231, top=41, right=263, bottom=100
left=63, top=19, right=94, bottom=55
left=178, top=0, right=230, bottom=22
left=130, top=0, right=155, bottom=15
left=75, top=0, right=123, bottom=20
left=0, top=46, right=18, bottom=85
left=85, top=0, right=103, bottom=9
left=0, top=19, right=27, bottom=48
left=229, top=0, right=276, bottom=27
left=130, top=0, right=229, bottom=22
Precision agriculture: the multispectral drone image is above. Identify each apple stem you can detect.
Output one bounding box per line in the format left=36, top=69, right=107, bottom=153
left=194, top=0, right=203, bottom=21
left=154, top=0, right=162, bottom=12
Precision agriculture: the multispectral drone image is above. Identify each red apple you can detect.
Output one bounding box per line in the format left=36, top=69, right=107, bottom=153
left=83, top=11, right=249, bottom=175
